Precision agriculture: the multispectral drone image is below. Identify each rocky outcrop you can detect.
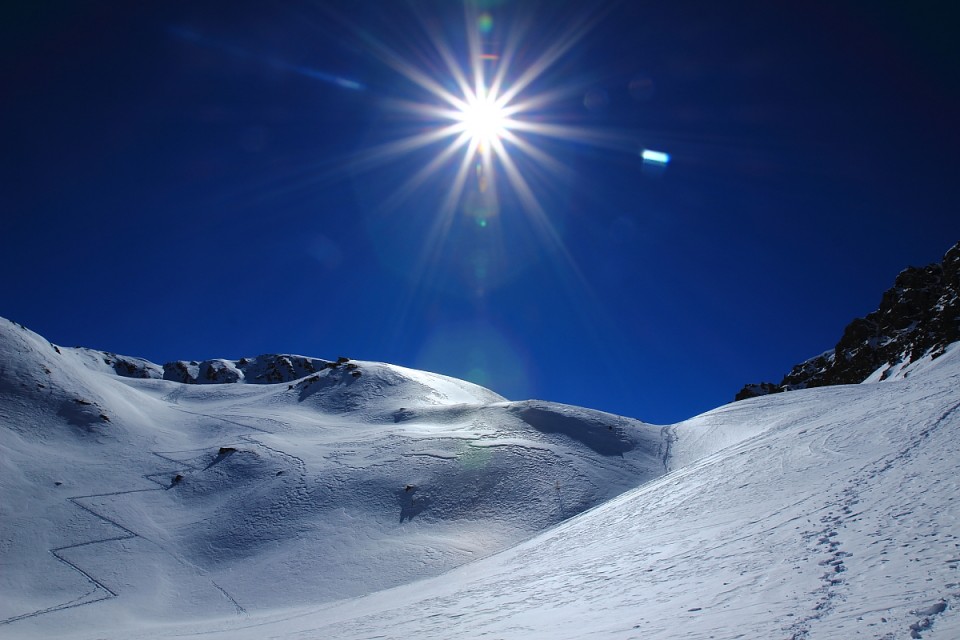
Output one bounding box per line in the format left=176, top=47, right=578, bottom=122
left=734, top=382, right=782, bottom=402
left=101, top=353, right=164, bottom=380
left=161, top=354, right=345, bottom=385
left=737, top=241, right=960, bottom=400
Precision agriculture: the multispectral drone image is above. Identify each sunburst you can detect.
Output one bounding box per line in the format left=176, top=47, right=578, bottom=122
left=453, top=89, right=511, bottom=149
left=351, top=4, right=612, bottom=224
left=332, top=1, right=656, bottom=313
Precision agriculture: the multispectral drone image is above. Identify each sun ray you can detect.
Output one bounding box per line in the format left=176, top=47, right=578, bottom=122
left=465, top=6, right=486, bottom=100
left=414, top=11, right=476, bottom=104
left=498, top=130, right=573, bottom=180
left=354, top=31, right=464, bottom=110
left=345, top=124, right=466, bottom=174
left=378, top=133, right=473, bottom=213
left=387, top=141, right=480, bottom=345
left=486, top=14, right=530, bottom=100
left=504, top=120, right=636, bottom=152
left=496, top=10, right=606, bottom=106
left=296, top=1, right=665, bottom=369
left=402, top=139, right=478, bottom=298
left=329, top=0, right=659, bottom=311
left=382, top=99, right=469, bottom=122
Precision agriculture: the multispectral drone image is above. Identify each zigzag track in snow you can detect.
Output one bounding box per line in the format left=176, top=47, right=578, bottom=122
left=0, top=487, right=152, bottom=625
left=0, top=447, right=208, bottom=625
left=0, top=411, right=291, bottom=626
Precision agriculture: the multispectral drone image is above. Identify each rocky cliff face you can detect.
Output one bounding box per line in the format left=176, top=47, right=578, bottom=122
left=736, top=241, right=960, bottom=400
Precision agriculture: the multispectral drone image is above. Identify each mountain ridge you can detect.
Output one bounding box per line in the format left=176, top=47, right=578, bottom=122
left=737, top=240, right=960, bottom=400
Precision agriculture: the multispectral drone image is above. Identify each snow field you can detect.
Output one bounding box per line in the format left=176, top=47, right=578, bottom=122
left=2, top=317, right=958, bottom=639
left=0, top=318, right=666, bottom=636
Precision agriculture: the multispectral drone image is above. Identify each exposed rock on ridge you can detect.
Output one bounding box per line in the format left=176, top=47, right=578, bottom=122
left=80, top=349, right=346, bottom=385
left=160, top=354, right=339, bottom=384
left=736, top=241, right=960, bottom=400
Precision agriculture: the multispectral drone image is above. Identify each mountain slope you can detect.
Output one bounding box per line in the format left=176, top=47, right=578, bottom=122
left=3, top=317, right=959, bottom=639
left=133, top=342, right=960, bottom=640
left=0, top=317, right=668, bottom=631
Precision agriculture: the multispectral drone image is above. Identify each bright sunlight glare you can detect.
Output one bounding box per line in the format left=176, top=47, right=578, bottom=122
left=455, top=92, right=510, bottom=147
left=341, top=3, right=655, bottom=302
left=351, top=3, right=616, bottom=224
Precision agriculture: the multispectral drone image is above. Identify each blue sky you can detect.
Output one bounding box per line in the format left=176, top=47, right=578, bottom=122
left=2, top=1, right=958, bottom=423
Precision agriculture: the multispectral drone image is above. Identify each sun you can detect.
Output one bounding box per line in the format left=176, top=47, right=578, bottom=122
left=346, top=3, right=626, bottom=240
left=455, top=90, right=510, bottom=148
left=349, top=5, right=601, bottom=208
left=328, top=3, right=646, bottom=309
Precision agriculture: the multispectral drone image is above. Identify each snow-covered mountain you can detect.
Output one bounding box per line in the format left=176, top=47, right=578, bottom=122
left=737, top=241, right=960, bottom=400
left=2, top=314, right=959, bottom=639
left=0, top=317, right=667, bottom=629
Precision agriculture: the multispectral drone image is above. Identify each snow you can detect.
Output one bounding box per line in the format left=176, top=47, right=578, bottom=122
left=861, top=343, right=960, bottom=384
left=2, top=316, right=959, bottom=639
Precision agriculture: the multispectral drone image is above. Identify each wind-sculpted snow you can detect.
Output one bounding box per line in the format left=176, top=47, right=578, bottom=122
left=0, top=317, right=667, bottom=634
left=118, top=342, right=958, bottom=640
left=511, top=401, right=638, bottom=455
left=3, top=316, right=959, bottom=639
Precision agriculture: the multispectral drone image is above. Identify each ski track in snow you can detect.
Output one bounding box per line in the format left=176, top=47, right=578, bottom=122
left=162, top=363, right=959, bottom=640
left=3, top=318, right=959, bottom=639
left=0, top=404, right=302, bottom=626
left=6, top=390, right=647, bottom=629
left=2, top=491, right=145, bottom=624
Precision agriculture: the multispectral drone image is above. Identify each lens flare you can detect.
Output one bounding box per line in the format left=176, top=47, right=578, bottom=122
left=477, top=13, right=494, bottom=35
left=641, top=149, right=670, bottom=165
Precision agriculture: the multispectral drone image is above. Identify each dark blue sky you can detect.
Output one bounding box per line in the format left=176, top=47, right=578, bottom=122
left=2, top=1, right=958, bottom=423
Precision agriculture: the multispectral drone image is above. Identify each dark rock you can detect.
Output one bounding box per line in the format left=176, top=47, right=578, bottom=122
left=161, top=355, right=332, bottom=385
left=163, top=360, right=198, bottom=384
left=737, top=241, right=960, bottom=400
left=735, top=382, right=782, bottom=401
left=199, top=360, right=242, bottom=383
left=111, top=356, right=162, bottom=379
